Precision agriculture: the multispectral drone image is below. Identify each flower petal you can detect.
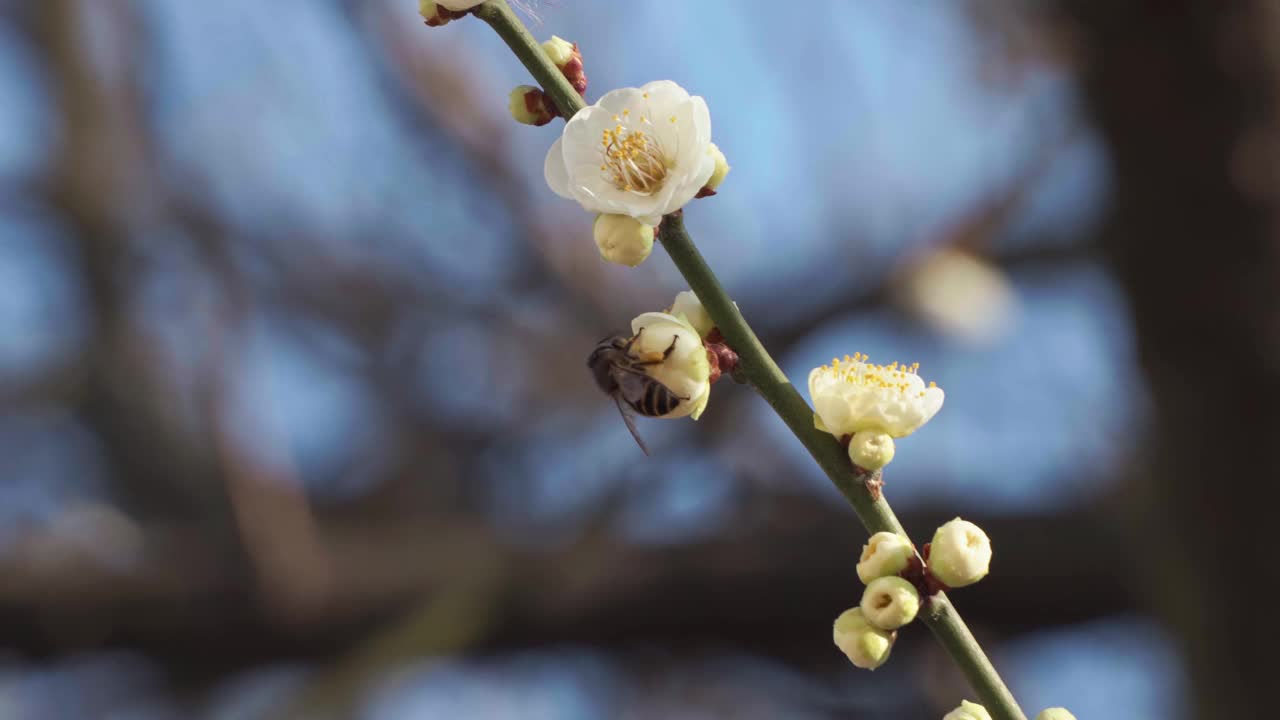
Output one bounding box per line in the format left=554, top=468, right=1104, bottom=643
left=543, top=137, right=574, bottom=200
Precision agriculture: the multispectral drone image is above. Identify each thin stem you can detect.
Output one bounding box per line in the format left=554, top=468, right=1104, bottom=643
left=474, top=1, right=586, bottom=119
left=469, top=3, right=1027, bottom=719
left=660, top=214, right=903, bottom=533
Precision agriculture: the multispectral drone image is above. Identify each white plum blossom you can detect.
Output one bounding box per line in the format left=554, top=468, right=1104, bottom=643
left=629, top=312, right=711, bottom=420
left=545, top=80, right=717, bottom=225
left=809, top=353, right=944, bottom=439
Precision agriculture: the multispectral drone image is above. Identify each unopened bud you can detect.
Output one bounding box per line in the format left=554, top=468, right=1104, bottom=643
left=541, top=35, right=587, bottom=94
left=419, top=0, right=473, bottom=26
left=1035, top=709, right=1076, bottom=720
left=508, top=85, right=556, bottom=126
left=928, top=518, right=992, bottom=589
left=848, top=430, right=895, bottom=470
left=860, top=576, right=920, bottom=630
left=541, top=36, right=575, bottom=66
left=832, top=608, right=894, bottom=670
left=943, top=700, right=992, bottom=720
left=857, top=531, right=913, bottom=584
left=705, top=143, right=730, bottom=191
left=593, top=214, right=654, bottom=267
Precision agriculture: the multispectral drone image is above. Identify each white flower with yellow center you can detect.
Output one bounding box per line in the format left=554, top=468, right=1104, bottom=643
left=629, top=311, right=712, bottom=420
left=809, top=353, right=944, bottom=438
left=545, top=80, right=717, bottom=225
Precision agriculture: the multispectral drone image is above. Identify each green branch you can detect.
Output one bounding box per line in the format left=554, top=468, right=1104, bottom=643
left=472, top=3, right=1027, bottom=719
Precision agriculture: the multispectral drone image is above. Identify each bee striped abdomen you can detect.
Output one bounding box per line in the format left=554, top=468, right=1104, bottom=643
left=638, top=379, right=681, bottom=417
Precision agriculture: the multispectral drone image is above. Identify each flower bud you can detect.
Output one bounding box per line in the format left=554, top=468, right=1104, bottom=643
left=419, top=0, right=473, bottom=26
left=541, top=35, right=587, bottom=94
left=859, top=576, right=920, bottom=630
left=705, top=143, right=730, bottom=191
left=928, top=518, right=992, bottom=589
left=832, top=608, right=894, bottom=670
left=857, top=531, right=914, bottom=584
left=594, top=214, right=654, bottom=267
left=668, top=290, right=714, bottom=337
left=541, top=36, right=576, bottom=66
left=943, top=700, right=992, bottom=720
left=1035, top=709, right=1076, bottom=720
left=508, top=85, right=556, bottom=126
left=848, top=430, right=895, bottom=470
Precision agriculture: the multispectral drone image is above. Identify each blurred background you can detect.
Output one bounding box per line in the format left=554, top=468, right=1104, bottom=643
left=3, top=1, right=1274, bottom=718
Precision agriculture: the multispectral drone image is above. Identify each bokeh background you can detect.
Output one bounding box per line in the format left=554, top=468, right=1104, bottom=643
left=3, top=1, right=1274, bottom=718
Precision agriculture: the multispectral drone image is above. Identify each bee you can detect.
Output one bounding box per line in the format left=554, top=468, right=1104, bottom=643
left=587, top=331, right=686, bottom=455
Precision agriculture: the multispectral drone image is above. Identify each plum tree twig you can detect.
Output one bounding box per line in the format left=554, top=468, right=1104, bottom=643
left=471, top=2, right=1028, bottom=718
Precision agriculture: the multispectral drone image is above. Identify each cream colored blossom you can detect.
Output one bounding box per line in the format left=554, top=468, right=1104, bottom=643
left=545, top=80, right=717, bottom=225
left=593, top=214, right=654, bottom=267
left=1034, top=709, right=1076, bottom=720
left=832, top=607, right=894, bottom=670
left=929, top=518, right=992, bottom=589
left=809, top=353, right=944, bottom=439
left=629, top=312, right=711, bottom=420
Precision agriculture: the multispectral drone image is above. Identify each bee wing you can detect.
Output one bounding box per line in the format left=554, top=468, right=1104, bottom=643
left=613, top=394, right=651, bottom=456
left=612, top=366, right=654, bottom=407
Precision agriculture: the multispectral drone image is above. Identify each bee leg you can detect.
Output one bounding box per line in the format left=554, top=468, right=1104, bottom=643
left=661, top=335, right=678, bottom=359
left=634, top=335, right=680, bottom=367
left=624, top=328, right=644, bottom=354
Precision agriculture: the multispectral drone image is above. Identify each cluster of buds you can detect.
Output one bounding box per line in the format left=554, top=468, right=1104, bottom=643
left=508, top=36, right=590, bottom=128
left=834, top=518, right=992, bottom=672
left=418, top=0, right=482, bottom=27
left=834, top=531, right=921, bottom=670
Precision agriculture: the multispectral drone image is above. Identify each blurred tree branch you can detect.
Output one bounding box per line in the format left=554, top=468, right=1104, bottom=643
left=1, top=494, right=1133, bottom=666
left=1061, top=2, right=1280, bottom=718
